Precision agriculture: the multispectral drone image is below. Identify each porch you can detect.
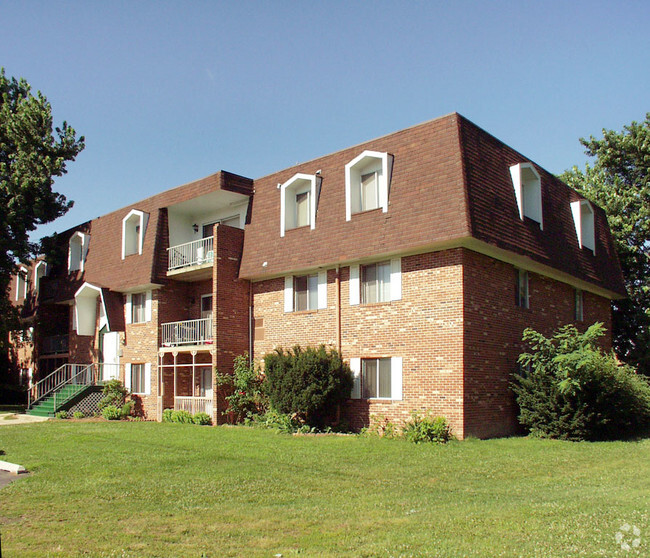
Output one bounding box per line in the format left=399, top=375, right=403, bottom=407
left=161, top=317, right=213, bottom=347
left=158, top=349, right=216, bottom=421
left=167, top=237, right=214, bottom=280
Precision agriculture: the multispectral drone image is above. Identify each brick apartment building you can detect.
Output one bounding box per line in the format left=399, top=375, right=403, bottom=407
left=8, top=113, right=625, bottom=438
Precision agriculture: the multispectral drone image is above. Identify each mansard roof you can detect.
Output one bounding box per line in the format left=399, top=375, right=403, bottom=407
left=240, top=113, right=625, bottom=298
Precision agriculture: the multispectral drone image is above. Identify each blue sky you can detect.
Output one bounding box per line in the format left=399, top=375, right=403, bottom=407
left=2, top=1, right=648, bottom=241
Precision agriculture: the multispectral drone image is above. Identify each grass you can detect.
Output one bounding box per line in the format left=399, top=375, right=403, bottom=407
left=0, top=422, right=648, bottom=557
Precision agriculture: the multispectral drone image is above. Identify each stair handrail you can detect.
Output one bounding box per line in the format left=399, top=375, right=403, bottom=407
left=52, top=364, right=97, bottom=414
left=29, top=363, right=95, bottom=409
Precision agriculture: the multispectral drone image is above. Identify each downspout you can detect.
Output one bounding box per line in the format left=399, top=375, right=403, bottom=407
left=336, top=265, right=342, bottom=354
left=249, top=281, right=253, bottom=366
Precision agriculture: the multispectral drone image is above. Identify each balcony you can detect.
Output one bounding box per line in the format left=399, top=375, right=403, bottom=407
left=42, top=334, right=69, bottom=355
left=161, top=318, right=213, bottom=348
left=167, top=237, right=214, bottom=280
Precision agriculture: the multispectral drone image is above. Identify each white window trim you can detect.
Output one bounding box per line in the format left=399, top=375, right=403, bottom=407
left=15, top=266, right=28, bottom=301
left=280, top=173, right=318, bottom=237
left=570, top=200, right=596, bottom=253
left=122, top=209, right=149, bottom=259
left=349, top=356, right=402, bottom=401
left=125, top=290, right=152, bottom=324
left=284, top=272, right=327, bottom=312
left=34, top=261, right=47, bottom=292
left=509, top=163, right=543, bottom=229
left=349, top=258, right=402, bottom=306
left=68, top=231, right=89, bottom=273
left=345, top=150, right=393, bottom=221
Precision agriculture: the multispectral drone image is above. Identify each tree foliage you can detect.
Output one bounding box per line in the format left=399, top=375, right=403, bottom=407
left=263, top=345, right=353, bottom=428
left=0, top=69, right=84, bottom=352
left=512, top=323, right=650, bottom=441
left=560, top=114, right=650, bottom=375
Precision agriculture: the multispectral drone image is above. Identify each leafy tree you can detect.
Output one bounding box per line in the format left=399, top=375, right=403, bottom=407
left=560, top=114, right=649, bottom=376
left=263, top=345, right=353, bottom=428
left=0, top=69, right=84, bottom=356
left=512, top=323, right=650, bottom=441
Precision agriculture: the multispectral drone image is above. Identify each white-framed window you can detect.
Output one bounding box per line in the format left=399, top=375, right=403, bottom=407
left=570, top=200, right=595, bottom=253
left=345, top=150, right=393, bottom=220
left=122, top=209, right=149, bottom=259
left=34, top=261, right=48, bottom=292
left=68, top=232, right=89, bottom=273
left=15, top=266, right=28, bottom=301
left=125, top=291, right=152, bottom=324
left=284, top=271, right=327, bottom=312
left=349, top=357, right=402, bottom=400
left=125, top=362, right=151, bottom=395
left=349, top=258, right=401, bottom=306
left=515, top=269, right=529, bottom=309
left=280, top=173, right=319, bottom=236
left=510, top=163, right=543, bottom=228
left=575, top=289, right=584, bottom=322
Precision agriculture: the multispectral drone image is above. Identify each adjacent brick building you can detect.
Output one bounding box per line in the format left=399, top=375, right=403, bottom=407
left=8, top=113, right=626, bottom=437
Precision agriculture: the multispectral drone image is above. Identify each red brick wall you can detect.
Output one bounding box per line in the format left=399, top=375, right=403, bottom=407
left=462, top=250, right=613, bottom=438
left=253, top=247, right=614, bottom=439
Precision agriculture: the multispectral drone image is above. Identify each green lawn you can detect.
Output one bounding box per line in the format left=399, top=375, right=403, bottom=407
left=0, top=422, right=648, bottom=557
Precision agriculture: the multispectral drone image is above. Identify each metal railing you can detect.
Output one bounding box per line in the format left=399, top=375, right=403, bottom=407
left=175, top=396, right=212, bottom=415
left=167, top=236, right=214, bottom=271
left=161, top=317, right=212, bottom=346
left=29, top=363, right=95, bottom=409
left=42, top=334, right=69, bottom=355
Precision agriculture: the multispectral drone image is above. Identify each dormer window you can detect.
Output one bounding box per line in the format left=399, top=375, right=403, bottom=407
left=34, top=261, right=48, bottom=292
left=345, top=151, right=394, bottom=221
left=509, top=163, right=543, bottom=228
left=122, top=209, right=149, bottom=259
left=571, top=200, right=595, bottom=253
left=15, top=266, right=28, bottom=301
left=68, top=232, right=89, bottom=273
left=280, top=173, right=319, bottom=237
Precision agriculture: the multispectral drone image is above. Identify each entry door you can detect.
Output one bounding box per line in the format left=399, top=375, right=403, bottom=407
left=102, top=332, right=120, bottom=381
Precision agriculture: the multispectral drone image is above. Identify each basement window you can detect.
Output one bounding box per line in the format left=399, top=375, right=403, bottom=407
left=510, top=163, right=543, bottom=228
left=345, top=151, right=394, bottom=220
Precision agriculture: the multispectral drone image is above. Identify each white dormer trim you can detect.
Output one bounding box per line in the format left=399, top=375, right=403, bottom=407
left=509, top=163, right=543, bottom=229
left=571, top=200, right=595, bottom=253
left=15, top=266, right=28, bottom=301
left=68, top=232, right=89, bottom=273
left=345, top=150, right=393, bottom=221
left=34, top=261, right=48, bottom=292
left=74, top=282, right=107, bottom=336
left=280, top=173, right=318, bottom=237
left=122, top=209, right=149, bottom=259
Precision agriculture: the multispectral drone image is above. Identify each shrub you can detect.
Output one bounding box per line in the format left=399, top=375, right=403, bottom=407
left=263, top=345, right=353, bottom=428
left=72, top=411, right=84, bottom=419
left=55, top=410, right=68, bottom=419
left=219, top=354, right=268, bottom=420
left=98, top=380, right=128, bottom=411
left=162, top=408, right=174, bottom=423
left=121, top=401, right=134, bottom=418
left=248, top=409, right=302, bottom=433
left=363, top=414, right=399, bottom=438
left=101, top=405, right=122, bottom=421
left=193, top=412, right=212, bottom=426
left=402, top=412, right=453, bottom=444
left=171, top=410, right=194, bottom=424
left=512, top=323, right=650, bottom=441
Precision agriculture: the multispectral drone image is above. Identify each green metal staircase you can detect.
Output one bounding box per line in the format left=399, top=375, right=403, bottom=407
left=27, top=363, right=96, bottom=417
left=27, top=384, right=92, bottom=417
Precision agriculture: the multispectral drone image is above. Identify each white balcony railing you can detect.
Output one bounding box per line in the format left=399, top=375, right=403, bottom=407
left=175, top=396, right=212, bottom=415
left=167, top=237, right=214, bottom=271
left=161, top=318, right=213, bottom=347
